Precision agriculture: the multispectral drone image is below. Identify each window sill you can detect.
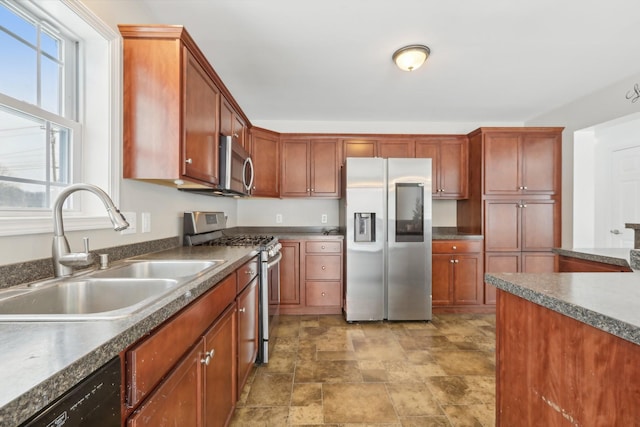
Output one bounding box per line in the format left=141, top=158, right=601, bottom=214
left=0, top=215, right=114, bottom=237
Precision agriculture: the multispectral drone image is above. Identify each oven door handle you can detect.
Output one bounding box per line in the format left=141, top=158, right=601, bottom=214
left=266, top=252, right=282, bottom=269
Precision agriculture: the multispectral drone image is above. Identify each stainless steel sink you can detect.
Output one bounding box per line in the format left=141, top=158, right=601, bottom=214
left=0, top=278, right=181, bottom=321
left=89, top=260, right=225, bottom=279
left=0, top=259, right=227, bottom=321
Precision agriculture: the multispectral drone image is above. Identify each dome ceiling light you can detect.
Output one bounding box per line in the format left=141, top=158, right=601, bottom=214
left=392, top=44, right=431, bottom=72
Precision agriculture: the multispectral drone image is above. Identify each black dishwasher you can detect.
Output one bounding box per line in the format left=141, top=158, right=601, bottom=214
left=19, top=357, right=120, bottom=427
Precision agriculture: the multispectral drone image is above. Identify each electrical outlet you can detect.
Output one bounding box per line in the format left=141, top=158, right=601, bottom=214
left=141, top=212, right=151, bottom=233
left=120, top=212, right=136, bottom=235
left=321, top=214, right=328, bottom=224
left=276, top=213, right=283, bottom=224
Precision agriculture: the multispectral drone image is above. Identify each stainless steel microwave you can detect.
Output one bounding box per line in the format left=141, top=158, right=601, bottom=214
left=219, top=135, right=254, bottom=196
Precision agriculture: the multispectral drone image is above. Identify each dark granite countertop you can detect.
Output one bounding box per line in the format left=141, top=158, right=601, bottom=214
left=0, top=245, right=259, bottom=426
left=235, top=226, right=482, bottom=241
left=485, top=272, right=640, bottom=345
left=432, top=227, right=483, bottom=240
left=552, top=247, right=634, bottom=269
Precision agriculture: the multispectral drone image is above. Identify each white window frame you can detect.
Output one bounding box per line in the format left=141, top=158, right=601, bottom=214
left=0, top=0, right=121, bottom=236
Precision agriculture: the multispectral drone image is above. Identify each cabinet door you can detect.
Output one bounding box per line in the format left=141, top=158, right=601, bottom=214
left=250, top=128, right=280, bottom=197
left=439, top=138, right=468, bottom=199
left=183, top=48, right=220, bottom=185
left=236, top=278, right=258, bottom=397
left=522, top=252, right=556, bottom=273
left=343, top=139, right=376, bottom=158
left=453, top=254, right=482, bottom=305
left=281, top=139, right=310, bottom=197
left=127, top=342, right=202, bottom=427
left=484, top=252, right=521, bottom=304
left=415, top=141, right=440, bottom=195
left=378, top=140, right=415, bottom=158
left=279, top=241, right=301, bottom=305
left=220, top=98, right=233, bottom=137
left=311, top=139, right=340, bottom=197
left=432, top=254, right=453, bottom=306
left=521, top=133, right=559, bottom=194
left=484, top=133, right=520, bottom=195
left=521, top=200, right=557, bottom=251
left=484, top=200, right=521, bottom=252
left=234, top=114, right=247, bottom=149
left=203, top=305, right=237, bottom=427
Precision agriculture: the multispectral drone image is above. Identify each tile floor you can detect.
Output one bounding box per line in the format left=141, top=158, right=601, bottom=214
left=229, top=313, right=496, bottom=426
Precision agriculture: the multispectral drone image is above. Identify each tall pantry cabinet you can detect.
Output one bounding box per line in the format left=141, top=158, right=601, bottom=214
left=457, top=127, right=563, bottom=305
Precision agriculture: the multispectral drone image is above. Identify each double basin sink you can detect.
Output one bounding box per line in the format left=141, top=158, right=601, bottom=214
left=0, top=260, right=225, bottom=321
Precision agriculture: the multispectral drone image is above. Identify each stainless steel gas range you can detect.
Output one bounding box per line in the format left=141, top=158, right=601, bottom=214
left=183, top=211, right=282, bottom=363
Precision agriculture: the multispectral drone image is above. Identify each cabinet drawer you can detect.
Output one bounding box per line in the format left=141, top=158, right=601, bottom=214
left=306, top=282, right=341, bottom=306
left=305, top=255, right=341, bottom=280
left=127, top=272, right=236, bottom=407
left=432, top=240, right=482, bottom=254
left=237, top=256, right=259, bottom=293
left=305, top=241, right=342, bottom=253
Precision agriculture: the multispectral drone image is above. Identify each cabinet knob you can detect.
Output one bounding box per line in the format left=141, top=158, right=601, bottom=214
left=246, top=270, right=254, bottom=275
left=321, top=292, right=326, bottom=297
left=239, top=307, right=246, bottom=313
left=522, top=204, right=527, bottom=208
left=252, top=186, right=256, bottom=190
left=523, top=186, right=528, bottom=190
left=321, top=266, right=326, bottom=270
left=454, top=259, right=459, bottom=263
left=321, top=245, right=326, bottom=249
left=306, top=188, right=310, bottom=192
left=185, top=158, right=193, bottom=164
left=311, top=188, right=315, bottom=192
left=450, top=259, right=455, bottom=263
left=452, top=245, right=457, bottom=250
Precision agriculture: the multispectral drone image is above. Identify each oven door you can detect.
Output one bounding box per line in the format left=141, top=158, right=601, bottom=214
left=258, top=250, right=282, bottom=363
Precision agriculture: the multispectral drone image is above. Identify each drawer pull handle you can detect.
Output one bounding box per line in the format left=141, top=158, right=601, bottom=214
left=185, top=158, right=193, bottom=164
left=246, top=270, right=254, bottom=275
left=239, top=307, right=246, bottom=313
left=201, top=349, right=215, bottom=366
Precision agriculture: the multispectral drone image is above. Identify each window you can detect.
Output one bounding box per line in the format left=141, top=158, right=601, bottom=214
left=0, top=1, right=80, bottom=210
left=0, top=0, right=121, bottom=236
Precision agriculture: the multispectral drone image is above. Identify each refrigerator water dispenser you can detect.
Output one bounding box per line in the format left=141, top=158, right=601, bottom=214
left=354, top=213, right=375, bottom=242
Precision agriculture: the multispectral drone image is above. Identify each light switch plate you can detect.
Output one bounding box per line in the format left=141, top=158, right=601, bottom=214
left=276, top=214, right=283, bottom=224
left=321, top=214, right=328, bottom=224
left=141, top=212, right=151, bottom=233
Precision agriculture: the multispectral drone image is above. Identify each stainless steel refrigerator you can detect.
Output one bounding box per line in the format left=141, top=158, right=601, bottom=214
left=342, top=157, right=432, bottom=321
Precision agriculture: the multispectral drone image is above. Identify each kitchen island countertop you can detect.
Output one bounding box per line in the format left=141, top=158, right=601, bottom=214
left=552, top=247, right=634, bottom=269
left=0, top=245, right=258, bottom=427
left=485, top=271, right=640, bottom=345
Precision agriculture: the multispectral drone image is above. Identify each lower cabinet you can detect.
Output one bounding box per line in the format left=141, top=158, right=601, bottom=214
left=432, top=240, right=484, bottom=310
left=123, top=255, right=260, bottom=427
left=279, top=238, right=343, bottom=315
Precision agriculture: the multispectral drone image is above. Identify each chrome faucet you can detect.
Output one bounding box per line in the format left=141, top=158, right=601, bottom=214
left=52, top=184, right=129, bottom=277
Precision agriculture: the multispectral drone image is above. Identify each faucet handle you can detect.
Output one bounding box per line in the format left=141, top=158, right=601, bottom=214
left=83, top=237, right=90, bottom=253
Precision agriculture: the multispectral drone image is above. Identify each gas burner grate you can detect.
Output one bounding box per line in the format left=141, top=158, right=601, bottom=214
left=207, top=235, right=275, bottom=247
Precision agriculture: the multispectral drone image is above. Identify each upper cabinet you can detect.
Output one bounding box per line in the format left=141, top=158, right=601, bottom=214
left=249, top=127, right=280, bottom=198
left=415, top=136, right=468, bottom=199
left=377, top=139, right=415, bottom=158
left=481, top=129, right=561, bottom=195
left=281, top=138, right=340, bottom=198
left=221, top=96, right=248, bottom=150
left=343, top=138, right=415, bottom=159
left=343, top=139, right=377, bottom=158
left=120, top=25, right=221, bottom=188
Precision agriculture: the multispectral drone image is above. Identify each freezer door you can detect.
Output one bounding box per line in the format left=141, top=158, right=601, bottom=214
left=344, top=158, right=386, bottom=321
left=387, top=158, right=432, bottom=320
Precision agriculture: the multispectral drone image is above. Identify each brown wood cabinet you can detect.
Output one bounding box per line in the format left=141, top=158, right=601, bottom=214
left=120, top=25, right=221, bottom=188
left=249, top=127, right=280, bottom=197
left=124, top=273, right=238, bottom=426
left=415, top=137, right=468, bottom=199
left=432, top=240, right=484, bottom=310
left=343, top=139, right=377, bottom=158
left=279, top=240, right=301, bottom=306
left=377, top=139, right=415, bottom=158
left=221, top=96, right=247, bottom=150
left=558, top=255, right=633, bottom=272
left=457, top=127, right=563, bottom=309
left=279, top=238, right=343, bottom=315
left=496, top=290, right=640, bottom=426
left=123, top=255, right=260, bottom=427
left=483, top=130, right=560, bottom=196
left=281, top=138, right=340, bottom=198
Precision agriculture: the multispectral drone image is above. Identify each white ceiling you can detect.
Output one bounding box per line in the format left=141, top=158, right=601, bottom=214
left=88, top=0, right=640, bottom=125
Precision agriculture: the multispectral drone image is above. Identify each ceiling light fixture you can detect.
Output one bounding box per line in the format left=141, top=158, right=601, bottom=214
left=392, top=44, right=430, bottom=72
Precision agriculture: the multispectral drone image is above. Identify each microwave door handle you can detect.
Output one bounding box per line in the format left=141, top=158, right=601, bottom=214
left=243, top=157, right=255, bottom=192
